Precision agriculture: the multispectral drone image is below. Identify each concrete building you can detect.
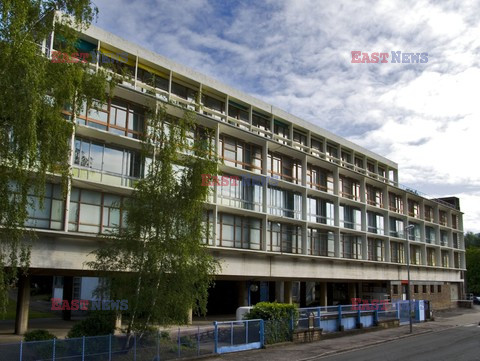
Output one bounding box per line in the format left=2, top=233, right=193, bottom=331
left=14, top=22, right=465, bottom=333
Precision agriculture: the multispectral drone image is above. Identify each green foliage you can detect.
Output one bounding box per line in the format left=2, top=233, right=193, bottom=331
left=87, top=102, right=220, bottom=333
left=244, top=302, right=298, bottom=321
left=465, top=232, right=480, bottom=248
left=0, top=1, right=109, bottom=315
left=466, top=247, right=480, bottom=294
left=24, top=329, right=56, bottom=341
left=67, top=311, right=116, bottom=338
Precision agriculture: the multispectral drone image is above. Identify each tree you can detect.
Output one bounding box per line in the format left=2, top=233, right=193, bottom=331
left=0, top=1, right=109, bottom=314
left=466, top=247, right=480, bottom=294
left=465, top=232, right=480, bottom=248
left=87, top=102, right=220, bottom=333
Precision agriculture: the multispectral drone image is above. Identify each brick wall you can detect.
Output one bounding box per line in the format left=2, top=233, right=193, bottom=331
left=390, top=282, right=454, bottom=310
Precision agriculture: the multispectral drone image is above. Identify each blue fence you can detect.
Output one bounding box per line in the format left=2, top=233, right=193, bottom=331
left=1, top=302, right=418, bottom=359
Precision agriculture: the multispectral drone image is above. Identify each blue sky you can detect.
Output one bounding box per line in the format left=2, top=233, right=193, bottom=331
left=93, top=0, right=480, bottom=232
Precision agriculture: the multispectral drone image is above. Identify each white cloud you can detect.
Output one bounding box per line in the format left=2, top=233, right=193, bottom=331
left=93, top=0, right=480, bottom=231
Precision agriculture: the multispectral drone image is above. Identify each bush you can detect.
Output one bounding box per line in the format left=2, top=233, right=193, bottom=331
left=243, top=302, right=298, bottom=321
left=24, top=329, right=56, bottom=341
left=67, top=311, right=116, bottom=338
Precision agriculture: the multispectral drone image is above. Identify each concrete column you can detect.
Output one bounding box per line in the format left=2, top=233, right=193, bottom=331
left=318, top=282, right=327, bottom=306
left=114, top=314, right=122, bottom=334
left=275, top=281, right=284, bottom=303
left=14, top=275, right=31, bottom=335
left=62, top=276, right=73, bottom=321
left=284, top=281, right=293, bottom=304
left=237, top=281, right=248, bottom=307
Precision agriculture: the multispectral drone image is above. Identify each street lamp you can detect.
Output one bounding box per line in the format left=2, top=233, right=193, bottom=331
left=404, top=224, right=415, bottom=334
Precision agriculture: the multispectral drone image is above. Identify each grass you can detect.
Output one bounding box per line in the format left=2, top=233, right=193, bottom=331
left=2, top=298, right=54, bottom=320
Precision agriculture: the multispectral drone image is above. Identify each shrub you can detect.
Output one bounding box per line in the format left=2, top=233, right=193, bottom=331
left=67, top=311, right=116, bottom=338
left=24, top=329, right=56, bottom=341
left=243, top=302, right=298, bottom=321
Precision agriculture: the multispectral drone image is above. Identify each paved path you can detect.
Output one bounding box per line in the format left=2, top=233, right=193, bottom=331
left=205, top=306, right=480, bottom=361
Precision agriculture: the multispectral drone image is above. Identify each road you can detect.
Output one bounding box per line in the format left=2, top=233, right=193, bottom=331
left=318, top=325, right=480, bottom=361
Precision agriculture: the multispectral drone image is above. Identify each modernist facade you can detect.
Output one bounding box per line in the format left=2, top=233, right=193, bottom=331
left=23, top=22, right=465, bottom=322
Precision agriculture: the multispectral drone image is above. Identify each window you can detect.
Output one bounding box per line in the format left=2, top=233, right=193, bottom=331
left=437, top=285, right=442, bottom=293
left=307, top=197, right=335, bottom=225
left=453, top=233, right=459, bottom=248
left=452, top=214, right=458, bottom=229
left=293, top=130, right=307, bottom=148
left=217, top=175, right=263, bottom=212
left=73, top=138, right=143, bottom=186
left=389, top=192, right=404, bottom=213
left=430, top=285, right=435, bottom=293
left=274, top=120, right=289, bottom=143
left=410, top=245, right=421, bottom=265
left=69, top=188, right=126, bottom=234
left=439, top=210, right=447, bottom=226
left=202, top=210, right=214, bottom=245
left=340, top=234, right=362, bottom=259
left=219, top=135, right=262, bottom=173
left=414, top=285, right=419, bottom=293
left=268, top=187, right=302, bottom=220
left=408, top=223, right=421, bottom=242
left=252, top=110, right=271, bottom=134
left=441, top=251, right=449, bottom=267
left=393, top=285, right=399, bottom=294
left=354, top=157, right=364, bottom=172
left=422, top=285, right=427, bottom=293
left=202, top=94, right=225, bottom=114
left=326, top=144, right=338, bottom=163
left=341, top=151, right=353, bottom=169
left=217, top=213, right=262, bottom=250
left=366, top=184, right=383, bottom=207
left=378, top=166, right=386, bottom=181
left=425, top=227, right=436, bottom=244
left=367, top=162, right=375, bottom=175
left=427, top=248, right=436, bottom=266
left=367, top=212, right=384, bottom=235
left=228, top=100, right=249, bottom=122
left=268, top=222, right=302, bottom=254
left=311, top=138, right=323, bottom=155
left=24, top=183, right=64, bottom=230
left=308, top=229, right=335, bottom=256
left=268, top=152, right=302, bottom=184
left=74, top=98, right=145, bottom=139
left=408, top=199, right=420, bottom=218
left=389, top=218, right=404, bottom=238
left=368, top=238, right=385, bottom=261
left=340, top=205, right=361, bottom=230
left=440, top=231, right=448, bottom=246
left=307, top=164, right=334, bottom=193
left=390, top=242, right=405, bottom=263
left=424, top=205, right=433, bottom=222
left=339, top=176, right=361, bottom=201
left=171, top=81, right=196, bottom=102
left=454, top=252, right=461, bottom=268
left=136, top=66, right=169, bottom=92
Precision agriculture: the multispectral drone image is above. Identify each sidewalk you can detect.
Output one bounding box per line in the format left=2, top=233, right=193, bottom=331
left=205, top=306, right=480, bottom=361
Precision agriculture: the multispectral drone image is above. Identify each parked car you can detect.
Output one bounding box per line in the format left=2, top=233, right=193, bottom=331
left=473, top=296, right=480, bottom=305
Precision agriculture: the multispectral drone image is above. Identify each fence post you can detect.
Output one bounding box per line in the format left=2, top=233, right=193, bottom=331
left=245, top=320, right=248, bottom=344
left=338, top=305, right=342, bottom=331
left=52, top=338, right=56, bottom=361
left=19, top=340, right=23, bottom=361
left=317, top=307, right=321, bottom=329
left=374, top=309, right=379, bottom=325
left=230, top=322, right=233, bottom=346
left=109, top=334, right=112, bottom=361
left=82, top=336, right=85, bottom=361
left=396, top=303, right=400, bottom=320
left=177, top=328, right=181, bottom=358
left=259, top=320, right=264, bottom=347
left=213, top=321, right=218, bottom=354
left=357, top=307, right=361, bottom=327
